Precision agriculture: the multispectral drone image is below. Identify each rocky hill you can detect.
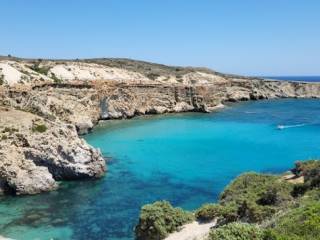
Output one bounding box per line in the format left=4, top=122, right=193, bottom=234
left=1, top=57, right=320, bottom=195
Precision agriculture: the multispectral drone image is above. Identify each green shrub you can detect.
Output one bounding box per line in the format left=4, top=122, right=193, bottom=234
left=2, top=127, right=18, bottom=134
left=257, top=181, right=294, bottom=206
left=195, top=203, right=238, bottom=224
left=208, top=222, right=265, bottom=240
left=220, top=173, right=292, bottom=205
left=300, top=189, right=320, bottom=203
left=1, top=135, right=7, bottom=140
left=30, top=63, right=50, bottom=75
left=0, top=74, right=4, bottom=85
left=32, top=124, right=47, bottom=133
left=265, top=202, right=320, bottom=240
left=135, top=201, right=194, bottom=240
left=146, top=73, right=160, bottom=80
left=51, top=73, right=62, bottom=84
left=195, top=204, right=224, bottom=222
left=237, top=201, right=276, bottom=223
left=293, top=160, right=320, bottom=189
left=293, top=160, right=320, bottom=177
left=219, top=173, right=293, bottom=223
left=219, top=204, right=239, bottom=224
left=292, top=183, right=310, bottom=197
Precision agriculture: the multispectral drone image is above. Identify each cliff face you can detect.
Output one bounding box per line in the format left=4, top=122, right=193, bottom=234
left=0, top=57, right=320, bottom=195
left=0, top=107, right=105, bottom=195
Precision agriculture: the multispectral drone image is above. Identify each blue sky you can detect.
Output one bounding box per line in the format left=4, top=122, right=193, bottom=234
left=1, top=0, right=319, bottom=75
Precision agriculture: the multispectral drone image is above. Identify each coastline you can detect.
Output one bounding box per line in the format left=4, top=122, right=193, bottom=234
left=1, top=58, right=320, bottom=196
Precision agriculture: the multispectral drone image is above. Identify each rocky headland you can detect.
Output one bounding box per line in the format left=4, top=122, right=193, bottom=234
left=1, top=56, right=320, bottom=195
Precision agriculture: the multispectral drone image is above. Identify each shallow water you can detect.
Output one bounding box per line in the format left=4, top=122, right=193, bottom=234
left=1, top=99, right=320, bottom=240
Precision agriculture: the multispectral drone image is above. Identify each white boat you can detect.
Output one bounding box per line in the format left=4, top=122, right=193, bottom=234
left=277, top=125, right=285, bottom=130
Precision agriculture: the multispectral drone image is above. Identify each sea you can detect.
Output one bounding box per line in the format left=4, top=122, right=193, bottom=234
left=0, top=77, right=320, bottom=240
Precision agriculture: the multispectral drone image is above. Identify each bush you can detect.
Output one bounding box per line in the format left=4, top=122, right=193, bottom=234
left=0, top=74, right=4, bottom=85
left=2, top=127, right=18, bottom=134
left=265, top=202, right=320, bottom=240
left=292, top=160, right=320, bottom=177
left=1, top=135, right=7, bottom=140
left=195, top=204, right=224, bottom=222
left=32, top=124, right=47, bottom=133
left=220, top=173, right=292, bottom=205
left=257, top=181, right=293, bottom=206
left=219, top=204, right=239, bottom=224
left=30, top=63, right=50, bottom=75
left=292, top=183, right=310, bottom=197
left=195, top=203, right=238, bottom=224
left=135, top=201, right=194, bottom=240
left=293, top=160, right=320, bottom=189
left=51, top=73, right=62, bottom=84
left=219, top=173, right=293, bottom=223
left=208, top=222, right=265, bottom=240
left=237, top=201, right=276, bottom=223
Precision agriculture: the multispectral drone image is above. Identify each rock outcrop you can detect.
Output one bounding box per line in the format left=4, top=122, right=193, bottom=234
left=0, top=107, right=105, bottom=195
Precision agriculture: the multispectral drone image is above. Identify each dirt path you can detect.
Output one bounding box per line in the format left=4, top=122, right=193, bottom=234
left=165, top=220, right=217, bottom=240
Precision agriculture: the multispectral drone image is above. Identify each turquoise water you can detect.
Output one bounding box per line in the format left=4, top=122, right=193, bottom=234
left=1, top=99, right=320, bottom=239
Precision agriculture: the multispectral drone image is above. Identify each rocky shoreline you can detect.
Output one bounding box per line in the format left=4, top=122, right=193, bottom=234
left=1, top=57, right=320, bottom=195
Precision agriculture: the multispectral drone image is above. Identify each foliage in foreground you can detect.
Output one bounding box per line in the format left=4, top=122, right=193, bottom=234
left=208, top=222, right=265, bottom=240
left=264, top=201, right=320, bottom=240
left=195, top=203, right=238, bottom=224
left=135, top=160, right=320, bottom=240
left=134, top=201, right=194, bottom=240
left=218, top=172, right=294, bottom=223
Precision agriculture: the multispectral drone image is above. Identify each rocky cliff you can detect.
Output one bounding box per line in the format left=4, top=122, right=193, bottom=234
left=0, top=106, right=105, bottom=195
left=0, top=57, right=320, bottom=195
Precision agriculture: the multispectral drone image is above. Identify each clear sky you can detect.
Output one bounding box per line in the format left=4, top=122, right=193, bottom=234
left=1, top=0, right=319, bottom=76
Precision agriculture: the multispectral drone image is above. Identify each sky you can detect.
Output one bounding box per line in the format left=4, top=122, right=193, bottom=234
left=1, top=0, right=319, bottom=76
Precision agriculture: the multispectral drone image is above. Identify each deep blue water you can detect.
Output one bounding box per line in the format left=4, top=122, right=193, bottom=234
left=263, top=76, right=320, bottom=82
left=1, top=99, right=320, bottom=240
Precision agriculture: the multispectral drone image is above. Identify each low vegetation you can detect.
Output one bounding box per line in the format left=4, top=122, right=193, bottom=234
left=2, top=127, right=19, bottom=134
left=208, top=222, right=265, bottom=240
left=1, top=134, right=8, bottom=140
left=31, top=124, right=47, bottom=133
left=195, top=204, right=224, bottom=222
left=0, top=74, right=4, bottom=85
left=265, top=202, right=320, bottom=240
left=135, top=160, right=320, bottom=240
left=30, top=61, right=50, bottom=75
left=195, top=203, right=238, bottom=224
left=135, top=201, right=194, bottom=240
left=83, top=58, right=225, bottom=81
left=51, top=73, right=62, bottom=84
left=219, top=173, right=294, bottom=223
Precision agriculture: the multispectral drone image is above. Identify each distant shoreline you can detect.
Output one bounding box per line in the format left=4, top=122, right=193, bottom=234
left=260, top=76, right=320, bottom=82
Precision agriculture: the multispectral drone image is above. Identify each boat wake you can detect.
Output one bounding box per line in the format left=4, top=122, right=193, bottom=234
left=277, top=123, right=307, bottom=130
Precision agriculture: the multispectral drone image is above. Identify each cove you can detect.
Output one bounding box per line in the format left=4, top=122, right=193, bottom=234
left=1, top=99, right=320, bottom=240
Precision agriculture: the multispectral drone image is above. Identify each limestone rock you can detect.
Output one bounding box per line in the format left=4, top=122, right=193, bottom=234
left=173, top=102, right=194, bottom=112
left=0, top=107, right=105, bottom=195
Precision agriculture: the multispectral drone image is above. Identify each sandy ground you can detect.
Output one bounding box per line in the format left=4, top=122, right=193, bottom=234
left=165, top=220, right=217, bottom=240
left=0, top=62, right=21, bottom=85
left=282, top=174, right=304, bottom=184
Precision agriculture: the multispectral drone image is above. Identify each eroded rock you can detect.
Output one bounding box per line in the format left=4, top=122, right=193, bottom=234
left=0, top=107, right=105, bottom=195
